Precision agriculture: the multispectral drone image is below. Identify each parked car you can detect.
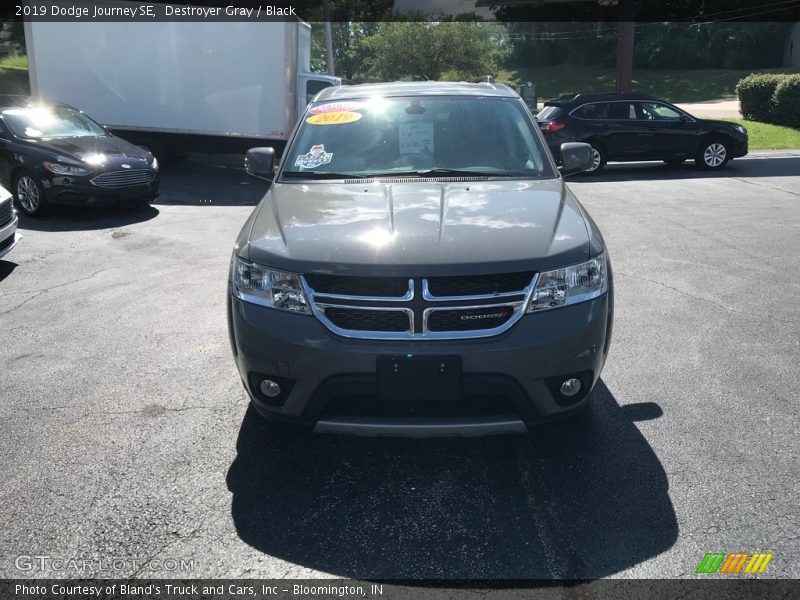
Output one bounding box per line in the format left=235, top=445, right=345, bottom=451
left=228, top=81, right=613, bottom=437
left=0, top=99, right=159, bottom=216
left=537, top=92, right=748, bottom=174
left=0, top=184, right=18, bottom=259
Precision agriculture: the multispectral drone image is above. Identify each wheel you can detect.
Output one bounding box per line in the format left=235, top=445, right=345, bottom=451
left=581, top=142, right=606, bottom=175
left=13, top=171, right=49, bottom=216
left=696, top=139, right=730, bottom=170
left=664, top=158, right=685, bottom=167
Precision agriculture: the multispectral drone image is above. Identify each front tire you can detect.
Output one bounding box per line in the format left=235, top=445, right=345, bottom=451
left=13, top=172, right=49, bottom=217
left=696, top=139, right=730, bottom=170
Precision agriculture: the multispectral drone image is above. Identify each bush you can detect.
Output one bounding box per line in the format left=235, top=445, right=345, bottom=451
left=771, top=75, right=800, bottom=128
left=736, top=74, right=784, bottom=121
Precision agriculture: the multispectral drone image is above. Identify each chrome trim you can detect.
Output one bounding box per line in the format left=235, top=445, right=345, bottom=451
left=302, top=273, right=539, bottom=341
left=90, top=169, right=155, bottom=189
left=306, top=278, right=414, bottom=302
left=421, top=278, right=530, bottom=302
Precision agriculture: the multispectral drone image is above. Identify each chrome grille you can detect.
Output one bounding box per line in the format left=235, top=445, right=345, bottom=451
left=303, top=272, right=536, bottom=340
left=0, top=199, right=13, bottom=227
left=90, top=169, right=155, bottom=189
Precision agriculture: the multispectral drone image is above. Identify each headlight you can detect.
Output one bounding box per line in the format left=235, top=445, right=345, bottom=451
left=150, top=156, right=159, bottom=170
left=527, top=252, right=607, bottom=313
left=734, top=125, right=746, bottom=135
left=231, top=256, right=310, bottom=314
left=42, top=161, right=88, bottom=176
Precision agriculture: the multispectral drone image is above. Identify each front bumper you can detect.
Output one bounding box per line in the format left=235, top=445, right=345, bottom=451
left=0, top=210, right=19, bottom=259
left=41, top=172, right=159, bottom=206
left=228, top=290, right=613, bottom=436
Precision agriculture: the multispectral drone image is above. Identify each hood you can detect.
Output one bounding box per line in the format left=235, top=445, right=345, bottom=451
left=242, top=179, right=597, bottom=276
left=34, top=135, right=151, bottom=165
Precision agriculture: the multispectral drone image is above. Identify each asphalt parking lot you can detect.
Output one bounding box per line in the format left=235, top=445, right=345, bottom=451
left=1, top=151, right=798, bottom=579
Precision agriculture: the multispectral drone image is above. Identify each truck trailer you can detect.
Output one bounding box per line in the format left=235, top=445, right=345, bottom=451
left=24, top=15, right=339, bottom=159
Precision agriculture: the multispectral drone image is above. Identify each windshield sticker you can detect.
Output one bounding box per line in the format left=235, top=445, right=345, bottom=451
left=309, top=102, right=365, bottom=114
left=399, top=122, right=434, bottom=154
left=294, top=144, right=333, bottom=169
left=306, top=111, right=363, bottom=125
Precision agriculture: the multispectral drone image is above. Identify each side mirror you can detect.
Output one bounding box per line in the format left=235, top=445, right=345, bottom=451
left=558, top=142, right=593, bottom=176
left=245, top=147, right=275, bottom=180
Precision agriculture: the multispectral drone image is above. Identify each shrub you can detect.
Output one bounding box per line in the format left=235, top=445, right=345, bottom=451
left=736, top=74, right=784, bottom=121
left=771, top=75, right=800, bottom=128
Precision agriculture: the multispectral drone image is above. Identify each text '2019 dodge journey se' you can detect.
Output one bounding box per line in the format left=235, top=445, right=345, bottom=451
left=228, top=82, right=613, bottom=437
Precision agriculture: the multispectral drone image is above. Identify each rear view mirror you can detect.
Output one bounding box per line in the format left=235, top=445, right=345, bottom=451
left=245, top=147, right=275, bottom=180
left=559, top=142, right=593, bottom=176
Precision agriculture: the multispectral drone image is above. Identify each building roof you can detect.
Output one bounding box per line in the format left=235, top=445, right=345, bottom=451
left=314, top=81, right=519, bottom=102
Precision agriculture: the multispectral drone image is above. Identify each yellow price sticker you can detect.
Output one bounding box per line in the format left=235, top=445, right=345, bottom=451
left=306, top=111, right=363, bottom=125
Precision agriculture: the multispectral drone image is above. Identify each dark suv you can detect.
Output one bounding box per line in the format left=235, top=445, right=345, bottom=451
left=537, top=92, right=748, bottom=174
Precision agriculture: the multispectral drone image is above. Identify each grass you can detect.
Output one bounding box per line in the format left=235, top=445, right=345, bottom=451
left=497, top=66, right=800, bottom=104
left=0, top=54, right=28, bottom=70
left=722, top=118, right=800, bottom=150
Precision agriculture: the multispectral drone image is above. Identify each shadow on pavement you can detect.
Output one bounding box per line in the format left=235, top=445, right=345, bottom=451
left=0, top=260, right=17, bottom=283
left=155, top=154, right=267, bottom=207
left=226, top=380, right=678, bottom=578
left=16, top=205, right=159, bottom=232
left=574, top=155, right=800, bottom=183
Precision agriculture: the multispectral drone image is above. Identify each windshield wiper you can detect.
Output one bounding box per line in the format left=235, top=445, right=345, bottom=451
left=281, top=171, right=368, bottom=179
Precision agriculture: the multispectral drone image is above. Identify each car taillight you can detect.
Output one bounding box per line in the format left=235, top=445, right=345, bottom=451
left=542, top=121, right=566, bottom=134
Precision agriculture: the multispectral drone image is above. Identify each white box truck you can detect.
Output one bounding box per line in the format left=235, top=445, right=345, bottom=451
left=24, top=14, right=339, bottom=158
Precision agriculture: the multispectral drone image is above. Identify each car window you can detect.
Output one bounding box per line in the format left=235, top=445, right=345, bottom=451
left=306, top=80, right=333, bottom=104
left=605, top=102, right=637, bottom=120
left=536, top=106, right=563, bottom=120
left=2, top=106, right=105, bottom=139
left=573, top=103, right=610, bottom=120
left=640, top=102, right=682, bottom=121
left=282, top=96, right=553, bottom=179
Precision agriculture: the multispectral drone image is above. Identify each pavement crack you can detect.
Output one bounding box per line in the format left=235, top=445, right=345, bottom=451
left=729, top=176, right=800, bottom=198
left=0, top=267, right=117, bottom=301
left=617, top=271, right=797, bottom=325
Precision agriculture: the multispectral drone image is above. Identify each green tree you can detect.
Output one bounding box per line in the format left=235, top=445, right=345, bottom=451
left=364, top=21, right=508, bottom=81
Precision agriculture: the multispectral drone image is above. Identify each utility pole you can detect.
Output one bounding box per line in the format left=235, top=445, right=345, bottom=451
left=323, top=0, right=335, bottom=76
left=615, top=0, right=635, bottom=92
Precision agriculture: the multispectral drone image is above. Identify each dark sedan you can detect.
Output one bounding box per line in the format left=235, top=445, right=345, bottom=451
left=537, top=92, right=748, bottom=174
left=0, top=102, right=159, bottom=216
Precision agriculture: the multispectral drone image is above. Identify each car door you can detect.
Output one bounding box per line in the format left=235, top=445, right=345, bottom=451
left=636, top=101, right=698, bottom=158
left=0, top=119, right=16, bottom=187
left=584, top=101, right=645, bottom=159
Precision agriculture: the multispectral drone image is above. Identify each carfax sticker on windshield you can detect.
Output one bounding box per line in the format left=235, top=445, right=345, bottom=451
left=309, top=102, right=365, bottom=114
left=307, top=111, right=363, bottom=125
left=294, top=144, right=333, bottom=169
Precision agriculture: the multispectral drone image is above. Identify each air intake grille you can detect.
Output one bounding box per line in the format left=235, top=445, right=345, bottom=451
left=324, top=307, right=411, bottom=332
left=306, top=274, right=410, bottom=298
left=426, top=306, right=516, bottom=332
left=427, top=272, right=533, bottom=297
left=0, top=199, right=13, bottom=227
left=91, top=169, right=155, bottom=188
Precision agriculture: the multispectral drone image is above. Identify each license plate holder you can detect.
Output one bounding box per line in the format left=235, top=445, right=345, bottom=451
left=377, top=356, right=462, bottom=401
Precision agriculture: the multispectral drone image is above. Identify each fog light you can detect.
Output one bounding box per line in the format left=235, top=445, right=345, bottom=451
left=259, top=379, right=282, bottom=398
left=560, top=378, right=582, bottom=397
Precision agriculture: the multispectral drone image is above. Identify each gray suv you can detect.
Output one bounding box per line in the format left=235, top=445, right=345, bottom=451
left=228, top=82, right=613, bottom=436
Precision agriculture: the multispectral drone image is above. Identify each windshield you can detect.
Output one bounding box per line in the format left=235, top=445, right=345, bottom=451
left=281, top=96, right=553, bottom=180
left=2, top=106, right=106, bottom=139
